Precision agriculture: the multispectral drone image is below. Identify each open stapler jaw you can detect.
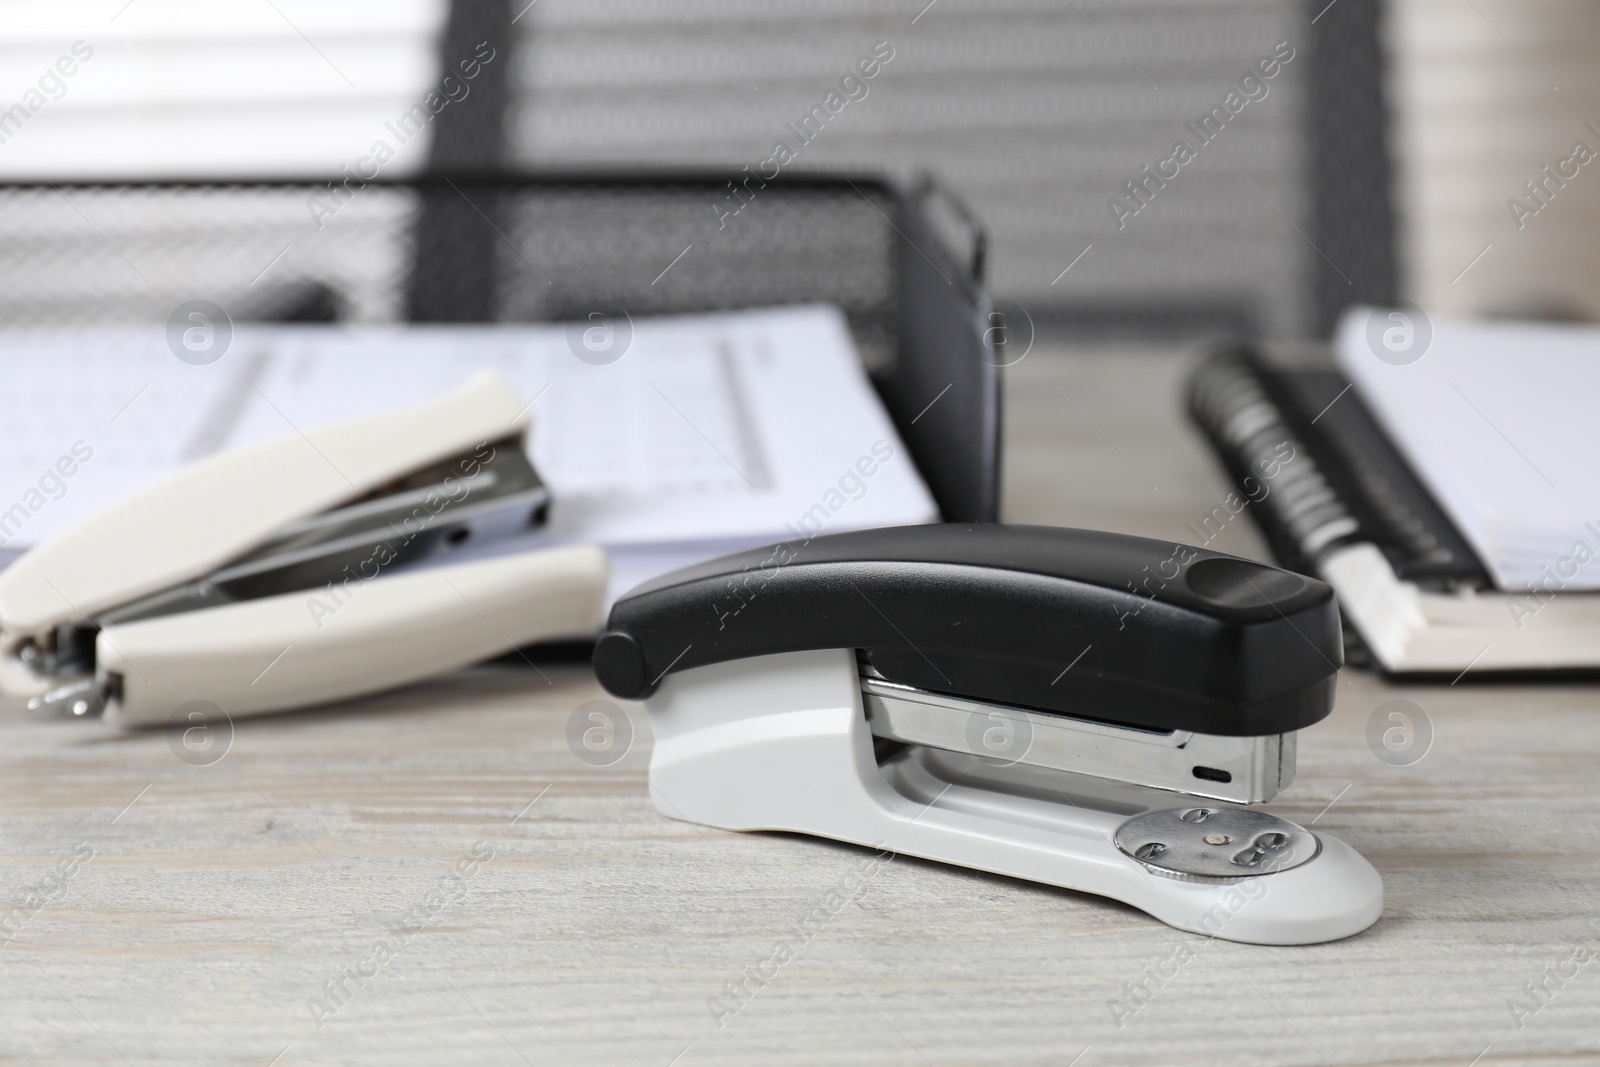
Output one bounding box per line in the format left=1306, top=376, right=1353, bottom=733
left=594, top=524, right=1382, bottom=945
left=0, top=374, right=608, bottom=728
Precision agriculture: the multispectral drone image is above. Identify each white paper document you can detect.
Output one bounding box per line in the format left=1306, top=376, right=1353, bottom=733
left=0, top=305, right=938, bottom=600
left=1336, top=308, right=1600, bottom=591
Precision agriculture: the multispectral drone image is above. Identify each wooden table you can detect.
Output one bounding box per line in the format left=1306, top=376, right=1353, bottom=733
left=4, top=345, right=1598, bottom=1065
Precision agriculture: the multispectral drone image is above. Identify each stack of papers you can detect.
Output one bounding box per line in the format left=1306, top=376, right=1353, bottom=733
left=1336, top=309, right=1600, bottom=592
left=0, top=305, right=938, bottom=603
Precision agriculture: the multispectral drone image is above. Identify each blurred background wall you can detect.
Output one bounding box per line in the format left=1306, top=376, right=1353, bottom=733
left=1385, top=0, right=1600, bottom=322
left=0, top=0, right=449, bottom=176
left=15, top=0, right=1593, bottom=340
left=505, top=0, right=1320, bottom=338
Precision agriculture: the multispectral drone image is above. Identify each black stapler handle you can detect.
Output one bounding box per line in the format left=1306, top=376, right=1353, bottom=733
left=593, top=524, right=1342, bottom=737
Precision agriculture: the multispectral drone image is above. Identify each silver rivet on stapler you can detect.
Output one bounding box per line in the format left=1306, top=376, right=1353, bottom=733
left=1114, top=807, right=1320, bottom=882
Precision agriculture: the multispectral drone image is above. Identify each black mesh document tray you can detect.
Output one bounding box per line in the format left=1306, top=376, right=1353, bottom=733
left=0, top=170, right=999, bottom=522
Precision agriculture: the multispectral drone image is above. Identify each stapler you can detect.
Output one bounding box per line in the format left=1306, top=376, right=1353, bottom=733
left=593, top=524, right=1382, bottom=945
left=0, top=373, right=608, bottom=728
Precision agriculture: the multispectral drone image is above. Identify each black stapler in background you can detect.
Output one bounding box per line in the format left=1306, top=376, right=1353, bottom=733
left=594, top=524, right=1381, bottom=945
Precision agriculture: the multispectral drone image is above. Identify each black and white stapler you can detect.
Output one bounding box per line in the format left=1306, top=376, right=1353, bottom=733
left=0, top=373, right=608, bottom=728
left=594, top=524, right=1382, bottom=945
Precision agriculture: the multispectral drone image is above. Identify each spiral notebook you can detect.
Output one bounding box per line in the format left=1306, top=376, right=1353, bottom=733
left=1334, top=309, right=1600, bottom=592
left=1187, top=342, right=1600, bottom=677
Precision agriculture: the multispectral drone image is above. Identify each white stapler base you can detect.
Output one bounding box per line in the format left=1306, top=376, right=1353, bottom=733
left=645, top=649, right=1383, bottom=946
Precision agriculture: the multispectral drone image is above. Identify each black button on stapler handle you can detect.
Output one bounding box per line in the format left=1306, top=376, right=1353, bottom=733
left=593, top=524, right=1341, bottom=737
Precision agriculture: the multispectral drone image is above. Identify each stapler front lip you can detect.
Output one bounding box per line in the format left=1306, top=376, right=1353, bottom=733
left=593, top=523, right=1382, bottom=945
left=0, top=374, right=609, bottom=727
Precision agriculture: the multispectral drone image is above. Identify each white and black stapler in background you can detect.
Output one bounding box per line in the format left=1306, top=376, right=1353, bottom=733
left=593, top=524, right=1382, bottom=945
left=0, top=373, right=608, bottom=728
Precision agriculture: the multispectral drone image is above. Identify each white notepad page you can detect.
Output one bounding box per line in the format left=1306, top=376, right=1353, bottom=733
left=1335, top=308, right=1600, bottom=591
left=0, top=305, right=938, bottom=602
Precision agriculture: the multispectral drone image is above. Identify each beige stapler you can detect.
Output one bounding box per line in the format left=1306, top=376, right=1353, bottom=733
left=0, top=373, right=608, bottom=728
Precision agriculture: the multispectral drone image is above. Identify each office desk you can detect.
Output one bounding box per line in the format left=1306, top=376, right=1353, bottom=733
left=3, top=345, right=1597, bottom=1066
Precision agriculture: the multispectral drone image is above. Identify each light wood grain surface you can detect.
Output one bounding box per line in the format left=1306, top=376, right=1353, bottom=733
left=4, top=345, right=1598, bottom=1066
